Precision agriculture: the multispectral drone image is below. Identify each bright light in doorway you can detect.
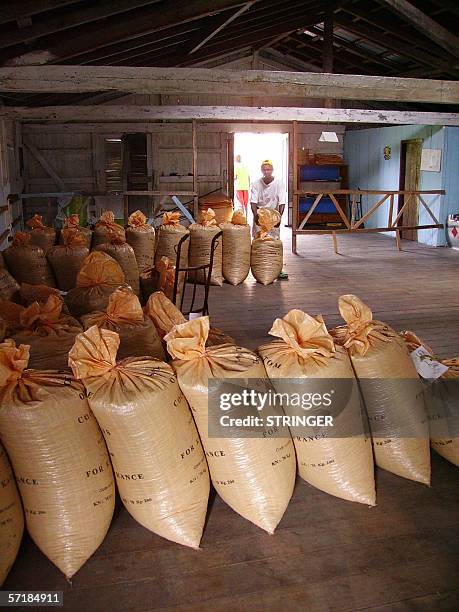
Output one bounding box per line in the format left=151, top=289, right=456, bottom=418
left=105, top=138, right=122, bottom=142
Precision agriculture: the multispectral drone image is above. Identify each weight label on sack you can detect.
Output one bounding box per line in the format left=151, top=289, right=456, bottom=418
left=410, top=346, right=449, bottom=379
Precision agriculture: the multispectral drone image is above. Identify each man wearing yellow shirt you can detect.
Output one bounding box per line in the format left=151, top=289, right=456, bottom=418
left=234, top=154, right=250, bottom=214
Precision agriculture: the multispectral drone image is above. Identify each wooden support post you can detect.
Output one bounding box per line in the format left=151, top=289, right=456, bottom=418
left=192, top=119, right=198, bottom=220
left=323, top=5, right=334, bottom=109
left=350, top=193, right=356, bottom=227
left=292, top=120, right=298, bottom=255
left=396, top=229, right=402, bottom=251
left=332, top=231, right=338, bottom=254
left=388, top=194, right=394, bottom=227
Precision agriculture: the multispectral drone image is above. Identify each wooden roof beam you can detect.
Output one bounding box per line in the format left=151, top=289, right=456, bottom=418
left=377, top=0, right=459, bottom=58
left=3, top=105, right=459, bottom=126
left=1, top=66, right=458, bottom=105
left=0, top=0, right=81, bottom=27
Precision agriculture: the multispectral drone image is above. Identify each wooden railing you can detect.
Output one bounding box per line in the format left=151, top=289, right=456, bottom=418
left=291, top=188, right=444, bottom=254
left=292, top=188, right=444, bottom=253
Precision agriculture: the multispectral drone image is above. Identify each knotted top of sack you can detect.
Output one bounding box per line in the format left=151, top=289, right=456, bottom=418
left=162, top=211, right=181, bottom=226
left=12, top=231, right=32, bottom=247
left=269, top=309, right=336, bottom=364
left=231, top=210, right=247, bottom=225
left=165, top=316, right=209, bottom=361
left=69, top=325, right=119, bottom=379
left=333, top=294, right=396, bottom=356
left=96, top=211, right=124, bottom=236
left=76, top=251, right=125, bottom=288
left=0, top=294, right=72, bottom=336
left=128, top=210, right=148, bottom=228
left=61, top=228, right=87, bottom=248
left=198, top=208, right=218, bottom=227
left=82, top=287, right=144, bottom=328
left=63, top=214, right=81, bottom=229
left=0, top=339, right=30, bottom=387
left=26, top=214, right=46, bottom=231
left=256, top=208, right=280, bottom=239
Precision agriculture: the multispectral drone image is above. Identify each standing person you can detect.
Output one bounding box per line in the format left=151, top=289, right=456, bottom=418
left=234, top=154, right=250, bottom=214
left=250, top=159, right=288, bottom=280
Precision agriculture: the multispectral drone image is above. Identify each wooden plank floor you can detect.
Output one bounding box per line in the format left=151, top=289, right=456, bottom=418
left=4, top=233, right=459, bottom=611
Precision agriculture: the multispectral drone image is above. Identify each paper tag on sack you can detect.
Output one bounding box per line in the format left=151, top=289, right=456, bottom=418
left=188, top=312, right=202, bottom=320
left=410, top=346, right=449, bottom=379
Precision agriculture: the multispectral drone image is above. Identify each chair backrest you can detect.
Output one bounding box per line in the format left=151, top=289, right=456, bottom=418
left=173, top=230, right=222, bottom=317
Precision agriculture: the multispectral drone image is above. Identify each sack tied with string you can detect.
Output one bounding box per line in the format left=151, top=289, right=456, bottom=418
left=92, top=211, right=125, bottom=248
left=0, top=339, right=115, bottom=579
left=166, top=316, right=296, bottom=534
left=220, top=210, right=251, bottom=286
left=144, top=291, right=235, bottom=348
left=258, top=309, right=375, bottom=505
left=47, top=228, right=89, bottom=292
left=400, top=330, right=459, bottom=468
left=59, top=214, right=92, bottom=249
left=188, top=208, right=223, bottom=286
left=81, top=287, right=164, bottom=361
left=95, top=231, right=140, bottom=296
left=3, top=233, right=56, bottom=288
left=25, top=215, right=56, bottom=253
left=250, top=208, right=283, bottom=285
left=126, top=210, right=155, bottom=272
left=0, top=293, right=82, bottom=371
left=331, top=294, right=430, bottom=485
left=69, top=325, right=210, bottom=549
left=65, top=251, right=126, bottom=318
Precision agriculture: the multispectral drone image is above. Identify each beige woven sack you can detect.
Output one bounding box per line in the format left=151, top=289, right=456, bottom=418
left=166, top=316, right=296, bottom=533
left=332, top=295, right=430, bottom=484
left=65, top=251, right=125, bottom=318
left=59, top=214, right=92, bottom=249
left=188, top=209, right=223, bottom=286
left=69, top=325, right=210, bottom=548
left=250, top=209, right=282, bottom=285
left=221, top=210, right=251, bottom=285
left=144, top=291, right=235, bottom=348
left=126, top=210, right=155, bottom=272
left=0, top=442, right=24, bottom=586
left=95, top=232, right=140, bottom=296
left=0, top=294, right=82, bottom=371
left=92, top=211, right=125, bottom=248
left=25, top=215, right=56, bottom=252
left=400, top=330, right=459, bottom=467
left=0, top=340, right=115, bottom=579
left=0, top=268, right=20, bottom=301
left=155, top=212, right=189, bottom=298
left=258, top=309, right=375, bottom=505
left=81, top=287, right=165, bottom=361
left=47, top=229, right=89, bottom=291
left=3, top=233, right=56, bottom=287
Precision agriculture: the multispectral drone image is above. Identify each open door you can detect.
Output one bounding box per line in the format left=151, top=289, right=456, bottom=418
left=398, top=139, right=422, bottom=241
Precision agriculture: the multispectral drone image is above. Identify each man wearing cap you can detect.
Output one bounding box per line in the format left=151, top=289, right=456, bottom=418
left=250, top=159, right=288, bottom=280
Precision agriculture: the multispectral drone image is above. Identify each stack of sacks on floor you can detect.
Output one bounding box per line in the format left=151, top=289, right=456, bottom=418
left=0, top=340, right=115, bottom=580
left=92, top=211, right=125, bottom=248
left=47, top=228, right=89, bottom=291
left=125, top=210, right=155, bottom=273
left=220, top=210, right=251, bottom=286
left=188, top=208, right=223, bottom=286
left=59, top=214, right=92, bottom=248
left=81, top=287, right=164, bottom=361
left=250, top=209, right=283, bottom=285
left=165, top=316, right=296, bottom=533
left=94, top=231, right=140, bottom=296
left=0, top=293, right=82, bottom=370
left=144, top=291, right=235, bottom=348
left=65, top=251, right=126, bottom=317
left=69, top=325, right=210, bottom=549
left=0, top=442, right=23, bottom=586
left=3, top=233, right=56, bottom=287
left=25, top=215, right=56, bottom=252
left=331, top=295, right=430, bottom=485
left=400, top=330, right=459, bottom=467
left=258, top=309, right=376, bottom=505
left=140, top=256, right=176, bottom=303
left=19, top=283, right=63, bottom=307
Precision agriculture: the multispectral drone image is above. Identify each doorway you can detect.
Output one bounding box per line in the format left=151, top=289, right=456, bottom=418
left=398, top=138, right=422, bottom=241
left=233, top=132, right=289, bottom=234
